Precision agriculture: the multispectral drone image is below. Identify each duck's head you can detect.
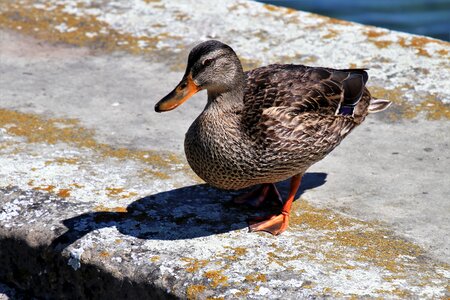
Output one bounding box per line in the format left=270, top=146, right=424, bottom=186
left=155, top=40, right=243, bottom=112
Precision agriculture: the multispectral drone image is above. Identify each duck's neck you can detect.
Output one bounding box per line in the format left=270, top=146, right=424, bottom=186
left=205, top=75, right=246, bottom=113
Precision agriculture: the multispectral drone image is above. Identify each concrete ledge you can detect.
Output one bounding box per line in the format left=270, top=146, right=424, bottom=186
left=1, top=181, right=449, bottom=299
left=0, top=281, right=32, bottom=300
left=1, top=0, right=449, bottom=298
left=1, top=187, right=178, bottom=299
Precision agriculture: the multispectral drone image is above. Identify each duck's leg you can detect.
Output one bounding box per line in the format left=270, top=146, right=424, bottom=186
left=232, top=183, right=282, bottom=208
left=249, top=174, right=302, bottom=235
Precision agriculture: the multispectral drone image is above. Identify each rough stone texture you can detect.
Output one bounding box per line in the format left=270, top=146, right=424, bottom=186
left=0, top=0, right=449, bottom=299
left=0, top=282, right=25, bottom=300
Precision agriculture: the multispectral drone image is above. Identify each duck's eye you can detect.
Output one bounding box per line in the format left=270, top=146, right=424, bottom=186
left=203, top=59, right=213, bottom=66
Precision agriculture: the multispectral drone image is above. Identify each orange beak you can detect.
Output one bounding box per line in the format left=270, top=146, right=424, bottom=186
left=155, top=74, right=200, bottom=112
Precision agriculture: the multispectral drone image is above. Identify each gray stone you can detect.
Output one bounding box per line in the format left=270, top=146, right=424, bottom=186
left=0, top=0, right=449, bottom=299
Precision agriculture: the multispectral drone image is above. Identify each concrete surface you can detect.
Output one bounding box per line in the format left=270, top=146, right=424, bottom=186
left=0, top=281, right=35, bottom=300
left=0, top=282, right=17, bottom=300
left=1, top=0, right=449, bottom=299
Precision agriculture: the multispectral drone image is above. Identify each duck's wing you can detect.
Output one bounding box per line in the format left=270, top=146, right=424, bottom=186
left=243, top=64, right=371, bottom=146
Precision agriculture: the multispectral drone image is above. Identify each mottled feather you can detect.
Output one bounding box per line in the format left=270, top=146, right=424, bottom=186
left=185, top=64, right=375, bottom=190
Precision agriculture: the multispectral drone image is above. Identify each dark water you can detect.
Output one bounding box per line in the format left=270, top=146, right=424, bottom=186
left=258, top=0, right=450, bottom=41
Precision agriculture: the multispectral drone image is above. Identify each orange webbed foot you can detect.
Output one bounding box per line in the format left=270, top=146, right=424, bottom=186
left=248, top=212, right=289, bottom=236
left=247, top=174, right=303, bottom=236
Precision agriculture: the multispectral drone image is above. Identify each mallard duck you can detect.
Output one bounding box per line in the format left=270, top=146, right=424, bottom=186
left=155, top=40, right=391, bottom=235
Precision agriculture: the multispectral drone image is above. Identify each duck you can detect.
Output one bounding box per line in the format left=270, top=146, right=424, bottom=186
left=155, top=40, right=391, bottom=235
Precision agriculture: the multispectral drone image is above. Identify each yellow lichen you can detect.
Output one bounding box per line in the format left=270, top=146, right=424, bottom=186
left=410, top=36, right=447, bottom=47
left=70, top=183, right=84, bottom=189
left=397, top=36, right=449, bottom=57
left=99, top=251, right=110, bottom=257
left=204, top=270, right=228, bottom=288
left=173, top=12, right=190, bottom=22
left=181, top=257, right=209, bottom=273
left=244, top=273, right=267, bottom=283
left=383, top=274, right=407, bottom=282
left=261, top=3, right=296, bottom=15
left=186, top=285, right=206, bottom=300
left=323, top=29, right=339, bottom=39
left=254, top=197, right=450, bottom=297
left=28, top=182, right=72, bottom=198
left=368, top=86, right=450, bottom=121
left=335, top=230, right=421, bottom=272
left=150, top=256, right=160, bottom=262
left=230, top=247, right=247, bottom=256
left=218, top=246, right=247, bottom=261
left=364, top=29, right=450, bottom=55
left=373, top=40, right=393, bottom=48
left=234, top=289, right=250, bottom=297
left=290, top=200, right=355, bottom=230
left=390, top=288, right=412, bottom=298
left=57, top=188, right=71, bottom=198
left=0, top=108, right=183, bottom=171
left=311, top=13, right=352, bottom=26
left=93, top=205, right=127, bottom=213
left=105, top=187, right=123, bottom=196
left=266, top=251, right=286, bottom=267
left=105, top=187, right=138, bottom=199
left=45, top=157, right=79, bottom=166
left=141, top=168, right=171, bottom=180
left=436, top=49, right=448, bottom=56
left=301, top=281, right=316, bottom=289
left=365, top=29, right=388, bottom=39
left=33, top=185, right=56, bottom=193
left=0, top=1, right=180, bottom=55
left=409, top=98, right=450, bottom=120
left=263, top=4, right=282, bottom=12
left=363, top=29, right=393, bottom=49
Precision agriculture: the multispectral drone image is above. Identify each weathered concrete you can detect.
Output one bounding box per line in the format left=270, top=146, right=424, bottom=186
left=1, top=0, right=449, bottom=299
left=0, top=282, right=35, bottom=300
left=0, top=282, right=17, bottom=300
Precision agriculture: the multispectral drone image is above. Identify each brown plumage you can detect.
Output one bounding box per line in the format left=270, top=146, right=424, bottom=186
left=156, top=40, right=391, bottom=235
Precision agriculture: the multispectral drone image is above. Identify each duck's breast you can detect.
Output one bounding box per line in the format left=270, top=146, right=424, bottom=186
left=184, top=112, right=259, bottom=190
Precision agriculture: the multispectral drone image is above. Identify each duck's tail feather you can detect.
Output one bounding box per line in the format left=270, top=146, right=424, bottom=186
left=368, top=98, right=392, bottom=113
left=337, top=73, right=366, bottom=116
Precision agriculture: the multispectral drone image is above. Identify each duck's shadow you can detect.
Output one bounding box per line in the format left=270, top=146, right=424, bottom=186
left=51, top=172, right=327, bottom=249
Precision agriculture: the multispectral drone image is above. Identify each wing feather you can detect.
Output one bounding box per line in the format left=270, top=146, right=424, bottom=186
left=243, top=64, right=371, bottom=150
